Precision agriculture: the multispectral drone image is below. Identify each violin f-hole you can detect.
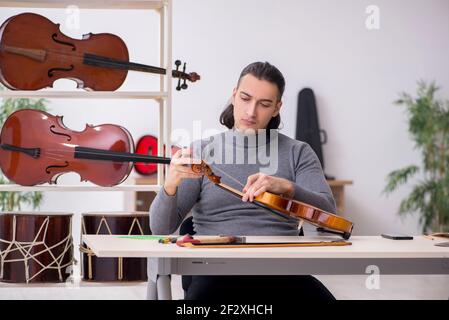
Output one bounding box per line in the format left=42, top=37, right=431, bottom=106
left=51, top=33, right=76, bottom=51
left=48, top=64, right=74, bottom=77
left=50, top=125, right=72, bottom=141
left=45, top=161, right=69, bottom=174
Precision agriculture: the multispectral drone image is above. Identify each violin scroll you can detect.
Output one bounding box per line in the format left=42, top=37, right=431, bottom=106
left=191, top=161, right=221, bottom=184
left=173, top=60, right=200, bottom=91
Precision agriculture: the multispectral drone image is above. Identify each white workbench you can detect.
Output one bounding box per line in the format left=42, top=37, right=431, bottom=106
left=82, top=235, right=449, bottom=299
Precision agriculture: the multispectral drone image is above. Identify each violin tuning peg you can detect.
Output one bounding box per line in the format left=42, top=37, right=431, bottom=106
left=174, top=60, right=181, bottom=73
left=181, top=78, right=188, bottom=90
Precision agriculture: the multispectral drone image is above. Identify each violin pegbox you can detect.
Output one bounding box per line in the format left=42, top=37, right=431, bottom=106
left=191, top=161, right=221, bottom=184
left=173, top=59, right=201, bottom=91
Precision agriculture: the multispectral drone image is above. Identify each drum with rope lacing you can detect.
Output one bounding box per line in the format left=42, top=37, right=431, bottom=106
left=80, top=211, right=150, bottom=282
left=0, top=212, right=74, bottom=283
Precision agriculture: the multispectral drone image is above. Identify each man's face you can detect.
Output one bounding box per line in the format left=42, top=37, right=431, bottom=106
left=232, top=74, right=282, bottom=132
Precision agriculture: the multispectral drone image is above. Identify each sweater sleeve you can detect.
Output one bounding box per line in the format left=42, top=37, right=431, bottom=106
left=291, top=143, right=337, bottom=213
left=149, top=177, right=202, bottom=235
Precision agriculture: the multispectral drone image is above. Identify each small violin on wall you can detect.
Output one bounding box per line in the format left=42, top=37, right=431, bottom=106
left=0, top=12, right=200, bottom=91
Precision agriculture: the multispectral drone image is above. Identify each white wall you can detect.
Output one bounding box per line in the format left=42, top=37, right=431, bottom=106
left=1, top=0, right=449, bottom=237
left=170, top=0, right=449, bottom=235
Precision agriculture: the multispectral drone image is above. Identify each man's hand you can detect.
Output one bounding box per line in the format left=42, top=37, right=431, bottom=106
left=164, top=148, right=202, bottom=196
left=242, top=173, right=295, bottom=202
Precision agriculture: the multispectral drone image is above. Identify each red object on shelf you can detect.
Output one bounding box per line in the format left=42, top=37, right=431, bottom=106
left=134, top=135, right=180, bottom=175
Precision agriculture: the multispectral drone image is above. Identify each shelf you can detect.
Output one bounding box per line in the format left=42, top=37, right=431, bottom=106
left=0, top=0, right=172, bottom=195
left=0, top=91, right=168, bottom=100
left=327, top=180, right=353, bottom=187
left=0, top=184, right=162, bottom=192
left=0, top=0, right=165, bottom=10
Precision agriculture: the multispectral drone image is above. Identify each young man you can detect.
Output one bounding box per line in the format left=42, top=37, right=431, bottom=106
left=150, top=62, right=336, bottom=300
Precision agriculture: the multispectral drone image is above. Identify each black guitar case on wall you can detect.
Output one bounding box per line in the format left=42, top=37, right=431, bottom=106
left=295, top=88, right=334, bottom=180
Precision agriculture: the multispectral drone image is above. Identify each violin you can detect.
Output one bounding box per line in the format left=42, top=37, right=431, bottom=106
left=0, top=12, right=200, bottom=91
left=191, top=162, right=354, bottom=240
left=0, top=109, right=353, bottom=239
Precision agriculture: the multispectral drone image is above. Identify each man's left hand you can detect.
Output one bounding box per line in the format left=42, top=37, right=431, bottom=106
left=242, top=173, right=295, bottom=202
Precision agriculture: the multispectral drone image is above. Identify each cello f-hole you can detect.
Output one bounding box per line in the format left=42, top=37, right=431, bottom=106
left=51, top=33, right=76, bottom=51
left=50, top=125, right=72, bottom=141
left=46, top=161, right=69, bottom=174
left=48, top=64, right=74, bottom=77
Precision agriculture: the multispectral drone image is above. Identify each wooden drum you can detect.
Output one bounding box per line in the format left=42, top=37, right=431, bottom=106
left=0, top=212, right=74, bottom=283
left=80, top=211, right=150, bottom=282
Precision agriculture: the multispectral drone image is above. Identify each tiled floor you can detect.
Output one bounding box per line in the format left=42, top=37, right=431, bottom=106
left=1, top=274, right=448, bottom=300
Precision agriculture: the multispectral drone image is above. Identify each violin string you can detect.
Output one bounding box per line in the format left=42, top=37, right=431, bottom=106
left=41, top=149, right=164, bottom=167
left=43, top=148, right=164, bottom=162
left=43, top=146, right=170, bottom=161
left=0, top=45, right=168, bottom=75
left=209, top=163, right=245, bottom=189
left=36, top=152, right=139, bottom=169
left=42, top=150, right=131, bottom=165
left=52, top=50, right=164, bottom=74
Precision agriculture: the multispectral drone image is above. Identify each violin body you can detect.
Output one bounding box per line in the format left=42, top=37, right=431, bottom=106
left=253, top=192, right=353, bottom=239
left=0, top=12, right=129, bottom=91
left=0, top=109, right=134, bottom=186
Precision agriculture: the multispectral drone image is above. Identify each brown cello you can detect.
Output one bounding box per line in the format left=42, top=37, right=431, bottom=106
left=0, top=109, right=353, bottom=239
left=0, top=12, right=200, bottom=91
left=0, top=109, right=170, bottom=186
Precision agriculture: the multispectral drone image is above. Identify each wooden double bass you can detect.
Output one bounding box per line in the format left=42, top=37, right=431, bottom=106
left=0, top=109, right=353, bottom=239
left=0, top=12, right=200, bottom=91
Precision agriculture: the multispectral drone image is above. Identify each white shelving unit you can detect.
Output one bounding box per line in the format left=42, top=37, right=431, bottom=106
left=0, top=184, right=161, bottom=192
left=0, top=0, right=165, bottom=10
left=0, top=0, right=172, bottom=192
left=0, top=91, right=168, bottom=100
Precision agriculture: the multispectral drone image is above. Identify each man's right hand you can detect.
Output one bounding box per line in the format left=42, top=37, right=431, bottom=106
left=164, top=148, right=202, bottom=196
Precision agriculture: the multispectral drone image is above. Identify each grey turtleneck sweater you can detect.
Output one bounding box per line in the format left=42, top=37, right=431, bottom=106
left=149, top=129, right=336, bottom=236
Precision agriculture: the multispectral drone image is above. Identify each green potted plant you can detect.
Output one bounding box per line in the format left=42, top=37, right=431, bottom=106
left=0, top=86, right=49, bottom=210
left=383, top=81, right=449, bottom=233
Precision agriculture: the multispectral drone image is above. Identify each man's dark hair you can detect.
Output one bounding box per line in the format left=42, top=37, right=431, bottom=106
left=219, top=61, right=285, bottom=129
